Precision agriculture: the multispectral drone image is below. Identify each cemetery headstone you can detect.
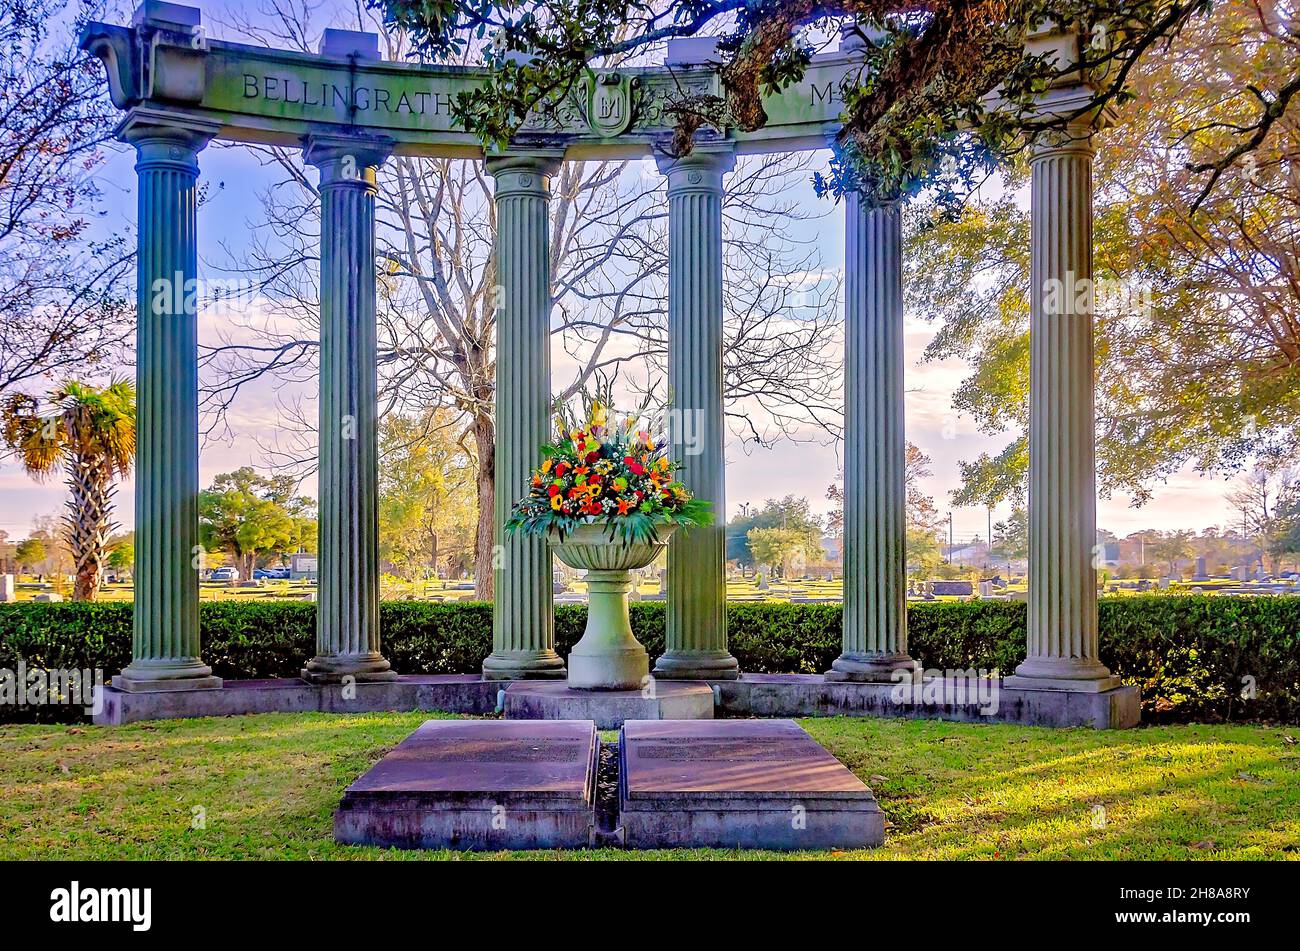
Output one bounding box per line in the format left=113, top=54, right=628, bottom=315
left=619, top=719, right=883, bottom=850
left=335, top=719, right=598, bottom=850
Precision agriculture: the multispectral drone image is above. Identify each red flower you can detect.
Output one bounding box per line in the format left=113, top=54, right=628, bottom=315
left=555, top=462, right=570, bottom=477
left=547, top=484, right=560, bottom=497
left=585, top=451, right=599, bottom=464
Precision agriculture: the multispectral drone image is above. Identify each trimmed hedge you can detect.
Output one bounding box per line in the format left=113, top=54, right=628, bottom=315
left=2, top=596, right=1297, bottom=724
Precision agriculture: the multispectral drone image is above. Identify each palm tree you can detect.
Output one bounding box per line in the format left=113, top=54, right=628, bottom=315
left=2, top=380, right=135, bottom=600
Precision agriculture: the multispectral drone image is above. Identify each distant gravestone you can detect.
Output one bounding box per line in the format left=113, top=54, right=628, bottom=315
left=755, top=572, right=768, bottom=590
left=930, top=580, right=973, bottom=597
left=1193, top=556, right=1208, bottom=581
left=34, top=592, right=64, bottom=602
left=290, top=552, right=318, bottom=581
left=0, top=575, right=15, bottom=602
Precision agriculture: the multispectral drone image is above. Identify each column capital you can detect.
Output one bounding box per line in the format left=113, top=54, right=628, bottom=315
left=848, top=188, right=904, bottom=212
left=1030, top=120, right=1096, bottom=163
left=486, top=151, right=564, bottom=197
left=118, top=107, right=219, bottom=169
left=654, top=144, right=735, bottom=194
left=303, top=134, right=394, bottom=187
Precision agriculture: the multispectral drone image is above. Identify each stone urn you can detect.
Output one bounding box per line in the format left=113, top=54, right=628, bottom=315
left=549, top=521, right=675, bottom=690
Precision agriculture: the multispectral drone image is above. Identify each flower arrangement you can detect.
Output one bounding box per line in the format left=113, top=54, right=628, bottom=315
left=505, top=395, right=712, bottom=545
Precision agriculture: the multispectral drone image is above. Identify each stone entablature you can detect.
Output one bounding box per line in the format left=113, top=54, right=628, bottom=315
left=81, top=12, right=859, bottom=157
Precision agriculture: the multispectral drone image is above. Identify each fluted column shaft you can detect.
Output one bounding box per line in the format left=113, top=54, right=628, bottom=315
left=653, top=148, right=739, bottom=680
left=1006, top=124, right=1118, bottom=691
left=116, top=117, right=221, bottom=692
left=483, top=154, right=566, bottom=680
left=302, top=137, right=396, bottom=683
left=826, top=196, right=918, bottom=682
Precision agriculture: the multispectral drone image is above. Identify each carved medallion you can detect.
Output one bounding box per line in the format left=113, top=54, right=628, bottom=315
left=588, top=72, right=638, bottom=137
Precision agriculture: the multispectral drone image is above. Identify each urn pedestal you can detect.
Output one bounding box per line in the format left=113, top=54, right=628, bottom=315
left=550, top=523, right=674, bottom=690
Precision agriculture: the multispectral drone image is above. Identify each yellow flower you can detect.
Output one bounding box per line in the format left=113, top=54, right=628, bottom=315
left=541, top=459, right=553, bottom=474
left=590, top=401, right=608, bottom=427
left=550, top=495, right=564, bottom=511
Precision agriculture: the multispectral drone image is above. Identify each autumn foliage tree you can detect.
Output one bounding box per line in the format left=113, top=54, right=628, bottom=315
left=908, top=2, right=1300, bottom=507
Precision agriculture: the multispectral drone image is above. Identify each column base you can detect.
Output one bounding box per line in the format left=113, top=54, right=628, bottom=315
left=824, top=653, right=920, bottom=683
left=1004, top=657, right=1119, bottom=692
left=114, top=659, right=222, bottom=693
left=652, top=650, right=740, bottom=681
left=482, top=650, right=567, bottom=681
left=301, top=653, right=397, bottom=685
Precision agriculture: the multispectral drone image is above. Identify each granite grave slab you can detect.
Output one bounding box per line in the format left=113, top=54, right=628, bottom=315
left=334, top=719, right=597, bottom=850
left=619, top=719, right=884, bottom=850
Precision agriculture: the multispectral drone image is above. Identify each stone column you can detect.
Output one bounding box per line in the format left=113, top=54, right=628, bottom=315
left=826, top=194, right=918, bottom=682
left=482, top=153, right=566, bottom=680
left=653, top=147, right=739, bottom=681
left=302, top=136, right=396, bottom=683
left=116, top=113, right=221, bottom=692
left=1004, top=123, right=1118, bottom=692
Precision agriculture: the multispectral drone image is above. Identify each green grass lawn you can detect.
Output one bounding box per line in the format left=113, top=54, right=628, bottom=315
left=1, top=713, right=1296, bottom=860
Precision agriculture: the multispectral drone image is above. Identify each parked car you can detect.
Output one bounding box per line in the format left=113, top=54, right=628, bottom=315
left=253, top=567, right=289, bottom=580
left=209, top=567, right=239, bottom=582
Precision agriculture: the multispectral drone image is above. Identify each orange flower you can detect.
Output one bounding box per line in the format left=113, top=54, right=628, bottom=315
left=617, top=499, right=631, bottom=515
